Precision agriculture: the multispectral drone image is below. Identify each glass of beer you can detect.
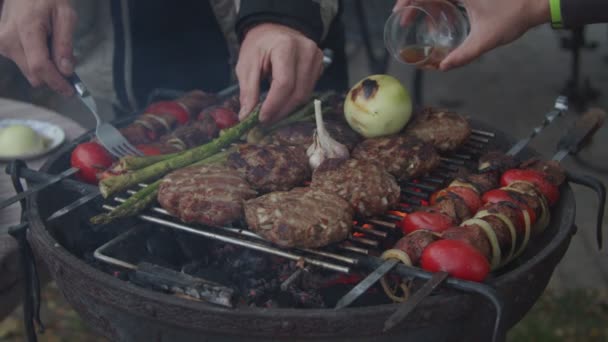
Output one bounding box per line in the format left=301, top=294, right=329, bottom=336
left=384, top=0, right=469, bottom=69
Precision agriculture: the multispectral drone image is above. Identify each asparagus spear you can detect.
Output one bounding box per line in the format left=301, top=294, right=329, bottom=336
left=91, top=150, right=232, bottom=224
left=99, top=106, right=260, bottom=198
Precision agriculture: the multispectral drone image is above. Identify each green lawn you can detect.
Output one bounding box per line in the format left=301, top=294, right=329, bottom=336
left=1, top=284, right=607, bottom=341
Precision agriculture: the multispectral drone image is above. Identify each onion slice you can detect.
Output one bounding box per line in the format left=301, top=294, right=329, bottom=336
left=462, top=218, right=501, bottom=270
left=513, top=209, right=532, bottom=259
left=475, top=210, right=517, bottom=266
left=379, top=249, right=412, bottom=303
left=504, top=182, right=551, bottom=235
left=449, top=180, right=479, bottom=193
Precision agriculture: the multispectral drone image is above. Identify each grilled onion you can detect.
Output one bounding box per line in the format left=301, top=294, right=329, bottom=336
left=462, top=218, right=501, bottom=269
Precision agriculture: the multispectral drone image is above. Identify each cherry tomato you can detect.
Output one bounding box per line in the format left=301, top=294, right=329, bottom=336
left=431, top=186, right=482, bottom=213
left=208, top=107, right=239, bottom=129
left=70, top=142, right=114, bottom=184
left=501, top=169, right=559, bottom=205
left=420, top=239, right=490, bottom=282
left=145, top=101, right=190, bottom=125
left=482, top=189, right=537, bottom=227
left=398, top=211, right=454, bottom=235
left=136, top=144, right=162, bottom=156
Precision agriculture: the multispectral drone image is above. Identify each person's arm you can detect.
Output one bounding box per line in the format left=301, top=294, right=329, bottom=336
left=234, top=0, right=338, bottom=123
left=560, top=0, right=608, bottom=28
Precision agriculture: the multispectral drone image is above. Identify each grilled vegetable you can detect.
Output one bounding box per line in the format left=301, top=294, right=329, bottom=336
left=482, top=189, right=537, bottom=227
left=71, top=142, right=115, bottom=184
left=145, top=101, right=190, bottom=125
left=136, top=144, right=163, bottom=156
left=98, top=106, right=260, bottom=198
left=398, top=211, right=454, bottom=234
left=208, top=107, right=239, bottom=129
left=344, top=74, right=412, bottom=138
left=420, top=239, right=490, bottom=282
left=500, top=169, right=560, bottom=205
left=431, top=186, right=482, bottom=213
left=307, top=99, right=349, bottom=170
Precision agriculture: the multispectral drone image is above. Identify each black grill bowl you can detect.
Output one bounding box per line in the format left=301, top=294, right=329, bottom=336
left=26, top=119, right=576, bottom=342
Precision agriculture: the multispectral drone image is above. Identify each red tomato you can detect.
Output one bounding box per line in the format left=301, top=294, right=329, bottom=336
left=136, top=145, right=162, bottom=156
left=398, top=211, right=454, bottom=235
left=500, top=169, right=559, bottom=205
left=70, top=142, right=114, bottom=184
left=420, top=240, right=490, bottom=282
left=208, top=107, right=239, bottom=129
left=431, top=186, right=482, bottom=213
left=145, top=101, right=190, bottom=125
left=482, top=189, right=537, bottom=227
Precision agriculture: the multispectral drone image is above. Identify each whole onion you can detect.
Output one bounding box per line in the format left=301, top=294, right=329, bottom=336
left=344, top=74, right=412, bottom=138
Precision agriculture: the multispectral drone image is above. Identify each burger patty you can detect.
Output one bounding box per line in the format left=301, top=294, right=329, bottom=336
left=244, top=187, right=354, bottom=248
left=404, top=107, right=471, bottom=152
left=227, top=144, right=311, bottom=193
left=310, top=158, right=401, bottom=217
left=158, top=164, right=257, bottom=226
left=270, top=120, right=362, bottom=151
left=352, top=135, right=440, bottom=181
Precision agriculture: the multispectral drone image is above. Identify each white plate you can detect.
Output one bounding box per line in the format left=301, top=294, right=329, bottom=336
left=0, top=119, right=66, bottom=161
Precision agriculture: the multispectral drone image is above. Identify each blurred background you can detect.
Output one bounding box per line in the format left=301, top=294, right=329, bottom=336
left=1, top=1, right=607, bottom=341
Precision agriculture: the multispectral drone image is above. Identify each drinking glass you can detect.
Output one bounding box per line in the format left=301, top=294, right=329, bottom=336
left=384, top=0, right=469, bottom=69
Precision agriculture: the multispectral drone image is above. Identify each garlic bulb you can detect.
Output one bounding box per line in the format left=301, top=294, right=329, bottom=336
left=307, top=99, right=349, bottom=170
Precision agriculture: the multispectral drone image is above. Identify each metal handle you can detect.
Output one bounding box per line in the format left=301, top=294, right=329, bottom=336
left=566, top=172, right=606, bottom=250
left=556, top=107, right=606, bottom=155
left=67, top=73, right=89, bottom=97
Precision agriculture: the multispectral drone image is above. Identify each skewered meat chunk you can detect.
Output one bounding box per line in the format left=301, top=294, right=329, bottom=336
left=519, top=159, right=566, bottom=186
left=404, top=107, right=471, bottom=152
left=478, top=151, right=518, bottom=172
left=159, top=121, right=218, bottom=150
left=451, top=170, right=499, bottom=194
left=441, top=226, right=492, bottom=262
left=432, top=194, right=472, bottom=222
left=352, top=135, right=440, bottom=181
left=177, top=90, right=220, bottom=115
left=158, top=164, right=257, bottom=226
left=227, top=144, right=311, bottom=193
left=270, top=120, right=361, bottom=151
left=310, top=158, right=400, bottom=217
left=244, top=187, right=354, bottom=248
left=393, top=230, right=440, bottom=265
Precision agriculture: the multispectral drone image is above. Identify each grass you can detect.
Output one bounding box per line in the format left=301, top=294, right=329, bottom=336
left=1, top=284, right=606, bottom=341
left=508, top=288, right=608, bottom=342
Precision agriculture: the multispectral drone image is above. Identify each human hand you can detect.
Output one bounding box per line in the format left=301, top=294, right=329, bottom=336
left=0, top=0, right=76, bottom=96
left=236, top=23, right=324, bottom=123
left=392, top=0, right=551, bottom=70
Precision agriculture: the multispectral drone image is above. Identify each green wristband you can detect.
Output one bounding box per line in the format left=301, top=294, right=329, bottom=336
left=549, top=0, right=563, bottom=29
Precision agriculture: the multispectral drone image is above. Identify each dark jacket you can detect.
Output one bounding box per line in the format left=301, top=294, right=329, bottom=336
left=73, top=0, right=346, bottom=112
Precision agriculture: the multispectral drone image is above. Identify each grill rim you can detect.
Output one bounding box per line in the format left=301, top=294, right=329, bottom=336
left=24, top=117, right=577, bottom=339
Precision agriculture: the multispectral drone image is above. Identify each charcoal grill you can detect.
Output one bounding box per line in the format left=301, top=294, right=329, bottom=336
left=4, top=101, right=606, bottom=342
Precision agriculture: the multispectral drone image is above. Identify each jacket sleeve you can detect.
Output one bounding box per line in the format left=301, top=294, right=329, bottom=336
left=235, top=0, right=338, bottom=44
left=561, top=0, right=608, bottom=27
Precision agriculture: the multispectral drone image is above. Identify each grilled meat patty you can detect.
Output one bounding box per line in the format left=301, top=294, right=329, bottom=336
left=244, top=187, right=354, bottom=248
left=270, top=120, right=361, bottom=150
left=310, top=158, right=401, bottom=217
left=352, top=135, right=440, bottom=181
left=158, top=164, right=257, bottom=226
left=404, top=107, right=471, bottom=152
left=227, top=144, right=311, bottom=193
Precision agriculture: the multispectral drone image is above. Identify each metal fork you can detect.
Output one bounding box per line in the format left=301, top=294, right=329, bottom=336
left=68, top=73, right=144, bottom=158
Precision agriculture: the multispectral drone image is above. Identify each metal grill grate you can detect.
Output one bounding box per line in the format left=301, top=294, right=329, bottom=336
left=94, top=129, right=495, bottom=274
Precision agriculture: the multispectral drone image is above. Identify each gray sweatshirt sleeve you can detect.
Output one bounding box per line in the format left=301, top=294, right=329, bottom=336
left=561, top=0, right=608, bottom=27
